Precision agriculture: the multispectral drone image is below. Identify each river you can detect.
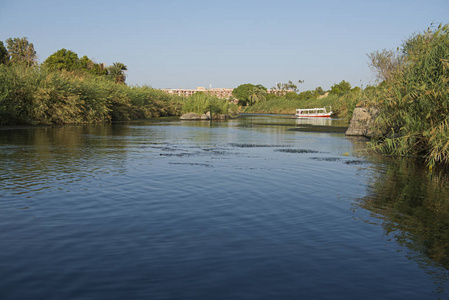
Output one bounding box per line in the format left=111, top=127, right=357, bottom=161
left=1, top=114, right=449, bottom=299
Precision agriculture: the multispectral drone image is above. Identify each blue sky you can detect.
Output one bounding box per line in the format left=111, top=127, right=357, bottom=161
left=1, top=0, right=448, bottom=91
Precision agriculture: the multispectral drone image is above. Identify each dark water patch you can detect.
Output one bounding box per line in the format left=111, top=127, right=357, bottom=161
left=203, top=150, right=229, bottom=155
left=146, top=143, right=182, bottom=151
left=288, top=125, right=347, bottom=133
left=247, top=122, right=297, bottom=127
left=149, top=146, right=180, bottom=152
left=168, top=162, right=213, bottom=167
left=345, top=159, right=368, bottom=165
left=159, top=153, right=195, bottom=157
left=275, top=148, right=321, bottom=154
left=229, top=143, right=290, bottom=148
left=309, top=157, right=343, bottom=162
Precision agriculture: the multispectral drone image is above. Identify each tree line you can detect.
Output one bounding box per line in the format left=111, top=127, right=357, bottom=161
left=0, top=37, right=183, bottom=125
left=232, top=79, right=361, bottom=118
left=0, top=37, right=128, bottom=84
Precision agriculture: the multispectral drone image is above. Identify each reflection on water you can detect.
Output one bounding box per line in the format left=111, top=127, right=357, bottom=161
left=353, top=158, right=449, bottom=291
left=1, top=115, right=449, bottom=299
left=0, top=125, right=129, bottom=196
left=295, top=117, right=334, bottom=126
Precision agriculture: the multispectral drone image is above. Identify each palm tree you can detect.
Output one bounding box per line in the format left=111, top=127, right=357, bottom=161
left=107, top=62, right=127, bottom=84
left=248, top=87, right=267, bottom=105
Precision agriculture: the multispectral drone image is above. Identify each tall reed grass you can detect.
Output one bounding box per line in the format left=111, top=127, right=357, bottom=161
left=368, top=24, right=449, bottom=166
left=181, top=92, right=238, bottom=116
left=0, top=64, right=182, bottom=125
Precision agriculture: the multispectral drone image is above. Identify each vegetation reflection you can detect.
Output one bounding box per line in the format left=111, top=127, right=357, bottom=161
left=355, top=158, right=449, bottom=270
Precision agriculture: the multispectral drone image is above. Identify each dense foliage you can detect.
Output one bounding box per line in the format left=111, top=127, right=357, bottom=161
left=181, top=92, right=238, bottom=116
left=0, top=36, right=185, bottom=125
left=244, top=86, right=362, bottom=120
left=0, top=64, right=182, bottom=125
left=5, top=37, right=36, bottom=66
left=232, top=83, right=267, bottom=106
left=368, top=23, right=449, bottom=166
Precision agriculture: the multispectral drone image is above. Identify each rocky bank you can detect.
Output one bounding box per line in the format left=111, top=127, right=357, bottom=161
left=345, top=106, right=380, bottom=138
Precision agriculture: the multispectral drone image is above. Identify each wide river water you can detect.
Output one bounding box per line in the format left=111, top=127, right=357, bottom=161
left=1, top=114, right=449, bottom=299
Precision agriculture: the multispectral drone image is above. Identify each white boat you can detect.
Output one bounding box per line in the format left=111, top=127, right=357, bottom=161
left=295, top=106, right=332, bottom=118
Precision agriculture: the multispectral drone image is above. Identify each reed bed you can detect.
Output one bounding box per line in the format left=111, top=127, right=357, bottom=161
left=368, top=24, right=449, bottom=166
left=0, top=64, right=182, bottom=125
left=181, top=92, right=238, bottom=116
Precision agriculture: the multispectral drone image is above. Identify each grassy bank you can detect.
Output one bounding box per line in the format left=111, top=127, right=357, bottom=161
left=0, top=64, right=183, bottom=125
left=243, top=91, right=360, bottom=120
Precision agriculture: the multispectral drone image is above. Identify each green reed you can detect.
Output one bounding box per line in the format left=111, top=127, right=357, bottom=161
left=368, top=24, right=449, bottom=166
left=181, top=92, right=238, bottom=116
left=0, top=64, right=183, bottom=125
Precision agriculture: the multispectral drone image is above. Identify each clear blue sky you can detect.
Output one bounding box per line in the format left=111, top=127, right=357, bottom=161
left=1, top=0, right=448, bottom=91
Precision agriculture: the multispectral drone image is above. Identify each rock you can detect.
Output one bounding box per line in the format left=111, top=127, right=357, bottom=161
left=214, top=114, right=227, bottom=120
left=180, top=111, right=236, bottom=120
left=345, top=107, right=380, bottom=138
left=180, top=113, right=201, bottom=120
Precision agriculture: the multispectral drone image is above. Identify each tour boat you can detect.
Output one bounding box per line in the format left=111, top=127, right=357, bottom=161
left=295, top=106, right=332, bottom=118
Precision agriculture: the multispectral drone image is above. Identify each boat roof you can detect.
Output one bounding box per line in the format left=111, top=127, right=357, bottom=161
left=296, top=107, right=328, bottom=112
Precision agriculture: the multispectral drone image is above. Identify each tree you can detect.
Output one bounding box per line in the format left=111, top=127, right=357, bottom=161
left=79, top=55, right=108, bottom=75
left=43, top=48, right=80, bottom=71
left=6, top=37, right=36, bottom=66
left=108, top=62, right=128, bottom=84
left=329, top=80, right=351, bottom=95
left=271, top=80, right=303, bottom=95
left=0, top=41, right=8, bottom=64
left=232, top=83, right=267, bottom=106
left=248, top=87, right=267, bottom=105
left=367, top=49, right=403, bottom=83
left=314, top=86, right=325, bottom=95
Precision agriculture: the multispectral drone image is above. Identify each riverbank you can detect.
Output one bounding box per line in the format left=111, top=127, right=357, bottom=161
left=0, top=64, right=183, bottom=125
left=242, top=91, right=359, bottom=121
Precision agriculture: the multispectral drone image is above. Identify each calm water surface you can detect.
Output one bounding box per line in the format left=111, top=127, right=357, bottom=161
left=1, top=115, right=449, bottom=299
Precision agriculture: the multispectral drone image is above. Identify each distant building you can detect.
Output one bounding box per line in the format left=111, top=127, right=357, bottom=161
left=162, top=87, right=234, bottom=99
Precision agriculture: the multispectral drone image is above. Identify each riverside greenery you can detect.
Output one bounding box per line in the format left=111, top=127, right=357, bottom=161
left=366, top=23, right=449, bottom=167
left=0, top=64, right=183, bottom=125
left=181, top=92, right=238, bottom=116
left=244, top=88, right=362, bottom=120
